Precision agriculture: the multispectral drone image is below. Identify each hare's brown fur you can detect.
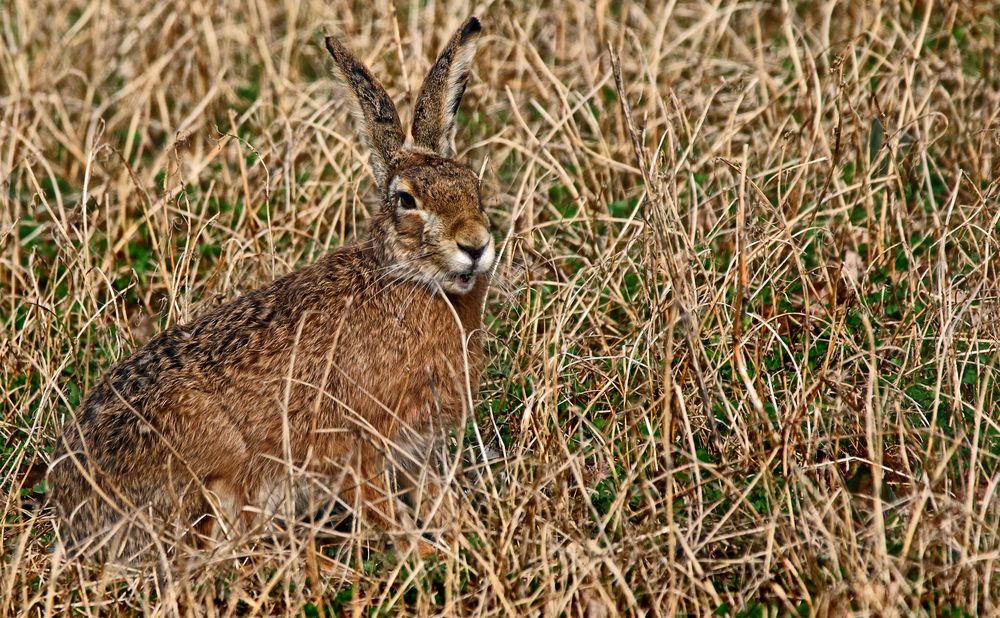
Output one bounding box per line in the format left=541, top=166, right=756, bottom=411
left=49, top=17, right=490, bottom=562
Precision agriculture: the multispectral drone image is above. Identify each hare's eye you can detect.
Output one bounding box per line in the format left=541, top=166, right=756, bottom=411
left=397, top=191, right=417, bottom=210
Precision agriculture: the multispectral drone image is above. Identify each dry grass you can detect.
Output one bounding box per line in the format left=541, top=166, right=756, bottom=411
left=2, top=0, right=999, bottom=615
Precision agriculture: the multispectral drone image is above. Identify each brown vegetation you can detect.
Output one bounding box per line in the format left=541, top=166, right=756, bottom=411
left=2, top=1, right=998, bottom=615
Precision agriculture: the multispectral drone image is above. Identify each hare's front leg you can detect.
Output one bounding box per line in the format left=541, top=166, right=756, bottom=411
left=392, top=443, right=457, bottom=556
left=337, top=445, right=441, bottom=559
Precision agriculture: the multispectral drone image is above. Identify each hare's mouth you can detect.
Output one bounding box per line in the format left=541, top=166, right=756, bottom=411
left=443, top=271, right=476, bottom=294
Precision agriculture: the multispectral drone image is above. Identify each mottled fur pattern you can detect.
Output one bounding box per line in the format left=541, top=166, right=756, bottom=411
left=411, top=18, right=482, bottom=155
left=49, top=16, right=490, bottom=563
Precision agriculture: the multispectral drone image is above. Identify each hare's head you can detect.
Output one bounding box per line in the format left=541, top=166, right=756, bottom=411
left=325, top=17, right=492, bottom=295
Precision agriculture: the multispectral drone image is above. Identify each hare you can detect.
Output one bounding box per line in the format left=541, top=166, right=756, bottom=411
left=48, top=16, right=491, bottom=563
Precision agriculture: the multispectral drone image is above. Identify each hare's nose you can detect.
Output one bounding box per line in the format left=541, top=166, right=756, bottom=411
left=458, top=242, right=487, bottom=262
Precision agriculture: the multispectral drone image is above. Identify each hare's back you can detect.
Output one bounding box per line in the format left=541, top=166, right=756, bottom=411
left=54, top=259, right=333, bottom=470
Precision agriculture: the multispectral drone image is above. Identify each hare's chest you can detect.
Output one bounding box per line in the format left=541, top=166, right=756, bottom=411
left=352, top=311, right=471, bottom=412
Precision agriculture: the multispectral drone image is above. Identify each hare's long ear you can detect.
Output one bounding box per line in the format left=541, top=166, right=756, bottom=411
left=325, top=35, right=404, bottom=187
left=410, top=17, right=482, bottom=156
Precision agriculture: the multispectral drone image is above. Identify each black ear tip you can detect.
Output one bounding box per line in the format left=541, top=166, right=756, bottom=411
left=463, top=17, right=482, bottom=37
left=323, top=35, right=337, bottom=56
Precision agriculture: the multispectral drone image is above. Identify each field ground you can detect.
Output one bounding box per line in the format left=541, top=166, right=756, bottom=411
left=2, top=0, right=999, bottom=615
